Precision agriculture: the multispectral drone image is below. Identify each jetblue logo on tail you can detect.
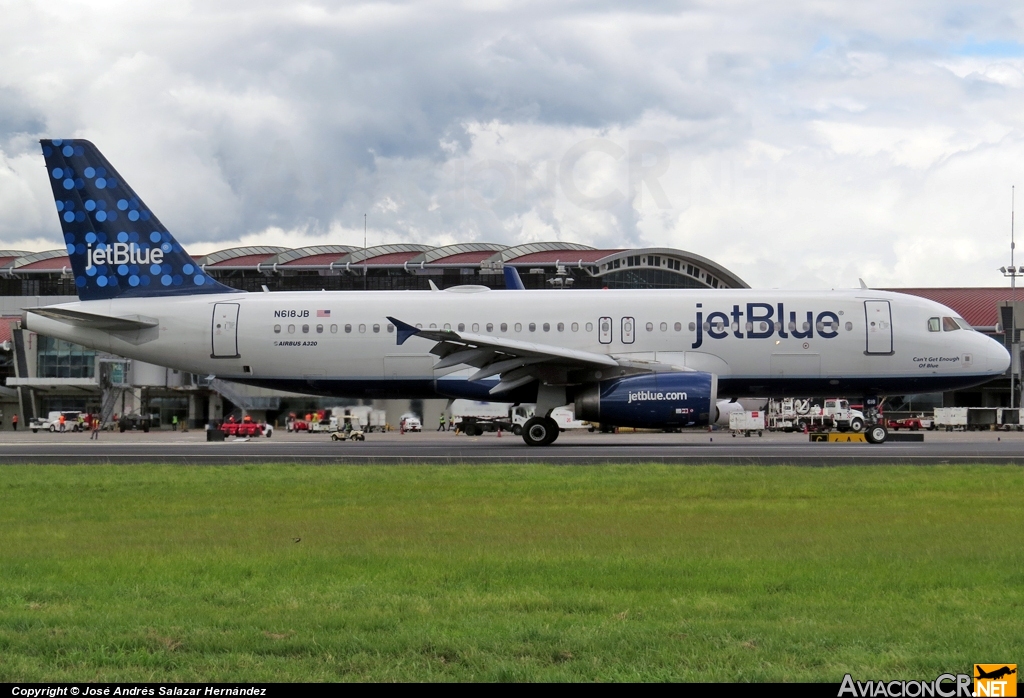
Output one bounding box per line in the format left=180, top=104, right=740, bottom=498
left=41, top=138, right=238, bottom=301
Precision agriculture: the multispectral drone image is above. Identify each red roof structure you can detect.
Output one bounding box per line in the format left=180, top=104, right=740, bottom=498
left=0, top=316, right=18, bottom=345
left=17, top=256, right=71, bottom=271
left=363, top=251, right=423, bottom=265
left=510, top=249, right=623, bottom=264
left=207, top=253, right=279, bottom=267
left=891, top=288, right=1016, bottom=328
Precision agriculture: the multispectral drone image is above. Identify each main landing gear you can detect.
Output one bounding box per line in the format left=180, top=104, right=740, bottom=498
left=522, top=417, right=559, bottom=446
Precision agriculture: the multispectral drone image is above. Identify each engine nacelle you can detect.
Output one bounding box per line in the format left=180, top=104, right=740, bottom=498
left=574, top=372, right=718, bottom=429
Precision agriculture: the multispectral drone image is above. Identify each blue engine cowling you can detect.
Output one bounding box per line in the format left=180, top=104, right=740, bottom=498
left=574, top=372, right=717, bottom=429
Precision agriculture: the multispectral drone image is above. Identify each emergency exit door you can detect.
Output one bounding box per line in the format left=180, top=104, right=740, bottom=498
left=212, top=303, right=240, bottom=358
left=864, top=300, right=893, bottom=355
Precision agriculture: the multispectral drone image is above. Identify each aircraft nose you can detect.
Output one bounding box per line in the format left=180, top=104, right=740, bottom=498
left=986, top=336, right=1011, bottom=374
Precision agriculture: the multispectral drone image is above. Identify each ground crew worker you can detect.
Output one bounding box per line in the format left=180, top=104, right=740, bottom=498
left=11, top=414, right=17, bottom=431
left=59, top=413, right=66, bottom=432
left=172, top=414, right=178, bottom=431
left=438, top=414, right=446, bottom=431
left=91, top=414, right=101, bottom=440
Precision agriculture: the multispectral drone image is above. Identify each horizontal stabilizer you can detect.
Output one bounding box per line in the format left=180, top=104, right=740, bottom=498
left=27, top=306, right=159, bottom=331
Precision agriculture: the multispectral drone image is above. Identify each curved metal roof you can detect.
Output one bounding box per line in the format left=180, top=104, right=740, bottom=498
left=11, top=249, right=70, bottom=270
left=271, top=245, right=357, bottom=265
left=409, top=243, right=507, bottom=265
left=196, top=246, right=288, bottom=266
left=485, top=242, right=595, bottom=264
left=594, top=247, right=750, bottom=289
left=0, top=250, right=31, bottom=270
left=343, top=244, right=433, bottom=264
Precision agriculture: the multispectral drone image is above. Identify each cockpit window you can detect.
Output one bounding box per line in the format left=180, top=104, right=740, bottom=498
left=927, top=317, right=940, bottom=332
left=942, top=317, right=959, bottom=332
left=954, top=317, right=973, bottom=331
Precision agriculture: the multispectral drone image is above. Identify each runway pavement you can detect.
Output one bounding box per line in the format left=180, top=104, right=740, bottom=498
left=1, top=427, right=1023, bottom=464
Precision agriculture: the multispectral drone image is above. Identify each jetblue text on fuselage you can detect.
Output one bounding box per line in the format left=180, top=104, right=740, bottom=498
left=85, top=242, right=164, bottom=270
left=692, top=303, right=841, bottom=349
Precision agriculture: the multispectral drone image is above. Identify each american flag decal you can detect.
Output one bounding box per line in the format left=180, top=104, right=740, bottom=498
left=317, top=309, right=330, bottom=317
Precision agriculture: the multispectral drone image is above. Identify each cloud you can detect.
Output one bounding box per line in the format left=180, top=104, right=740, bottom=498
left=1, top=1, right=1023, bottom=288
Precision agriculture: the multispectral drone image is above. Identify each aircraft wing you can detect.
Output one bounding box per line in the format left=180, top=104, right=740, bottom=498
left=27, top=307, right=160, bottom=331
left=387, top=316, right=681, bottom=394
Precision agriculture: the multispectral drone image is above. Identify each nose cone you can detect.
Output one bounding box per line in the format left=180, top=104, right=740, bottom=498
left=987, top=336, right=1011, bottom=374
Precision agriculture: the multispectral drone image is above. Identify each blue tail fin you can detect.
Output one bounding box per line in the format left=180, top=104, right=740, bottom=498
left=40, top=139, right=238, bottom=301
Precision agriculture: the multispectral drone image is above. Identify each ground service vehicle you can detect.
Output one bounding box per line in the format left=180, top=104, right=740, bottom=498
left=30, top=410, right=84, bottom=433
left=400, top=415, right=422, bottom=432
left=331, top=430, right=365, bottom=442
left=25, top=139, right=1012, bottom=446
left=118, top=413, right=151, bottom=433
left=766, top=399, right=864, bottom=433
left=730, top=410, right=765, bottom=437
left=888, top=416, right=933, bottom=431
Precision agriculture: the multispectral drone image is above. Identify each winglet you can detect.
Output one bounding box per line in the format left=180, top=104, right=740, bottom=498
left=858, top=278, right=868, bottom=290
left=504, top=266, right=526, bottom=290
left=387, top=316, right=420, bottom=345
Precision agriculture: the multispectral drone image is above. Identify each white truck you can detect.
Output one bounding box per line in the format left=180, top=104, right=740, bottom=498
left=451, top=401, right=589, bottom=436
left=30, top=410, right=85, bottom=433
left=766, top=398, right=865, bottom=433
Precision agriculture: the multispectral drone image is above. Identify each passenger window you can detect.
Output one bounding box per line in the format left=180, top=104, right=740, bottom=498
left=529, top=323, right=536, bottom=332
left=942, top=317, right=959, bottom=332
left=585, top=322, right=593, bottom=332
left=542, top=323, right=549, bottom=332
left=514, top=323, right=522, bottom=332
left=458, top=323, right=465, bottom=331
left=500, top=323, right=508, bottom=332
left=645, top=322, right=653, bottom=332
left=373, top=324, right=380, bottom=333
left=345, top=324, right=352, bottom=333
left=302, top=325, right=309, bottom=333
left=288, top=325, right=295, bottom=334
left=359, top=324, right=366, bottom=333
left=387, top=324, right=394, bottom=333
left=443, top=323, right=451, bottom=331
left=675, top=322, right=682, bottom=331
left=429, top=323, right=436, bottom=329
left=316, top=324, right=323, bottom=334
left=486, top=323, right=493, bottom=332
left=472, top=323, right=479, bottom=332
left=415, top=323, right=423, bottom=329
left=273, top=324, right=281, bottom=334
left=660, top=322, right=667, bottom=332
left=927, top=317, right=941, bottom=332
left=571, top=322, right=579, bottom=332
left=845, top=322, right=853, bottom=331
left=688, top=322, right=695, bottom=331
left=557, top=322, right=564, bottom=332
left=330, top=324, right=338, bottom=333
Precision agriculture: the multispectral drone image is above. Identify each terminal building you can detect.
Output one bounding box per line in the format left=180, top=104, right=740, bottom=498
left=0, top=242, right=1018, bottom=429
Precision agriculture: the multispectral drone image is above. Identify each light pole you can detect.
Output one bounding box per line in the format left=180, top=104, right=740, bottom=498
left=1000, top=185, right=1018, bottom=409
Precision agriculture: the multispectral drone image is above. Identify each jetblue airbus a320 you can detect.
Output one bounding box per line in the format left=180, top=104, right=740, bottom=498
left=23, top=139, right=1010, bottom=445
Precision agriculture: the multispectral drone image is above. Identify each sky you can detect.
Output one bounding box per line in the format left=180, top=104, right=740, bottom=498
left=0, top=0, right=1023, bottom=289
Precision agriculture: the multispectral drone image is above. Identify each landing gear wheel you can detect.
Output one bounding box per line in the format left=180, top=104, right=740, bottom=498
left=850, top=417, right=864, bottom=432
left=865, top=424, right=888, bottom=444
left=522, top=417, right=559, bottom=446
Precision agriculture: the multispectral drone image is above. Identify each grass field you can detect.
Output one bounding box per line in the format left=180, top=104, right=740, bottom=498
left=0, top=463, right=1022, bottom=682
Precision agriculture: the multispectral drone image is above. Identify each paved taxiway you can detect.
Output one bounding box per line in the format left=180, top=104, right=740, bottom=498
left=0, top=428, right=1023, bottom=464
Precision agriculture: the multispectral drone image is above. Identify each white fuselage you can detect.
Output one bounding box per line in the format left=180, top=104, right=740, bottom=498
left=24, top=287, right=1010, bottom=401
